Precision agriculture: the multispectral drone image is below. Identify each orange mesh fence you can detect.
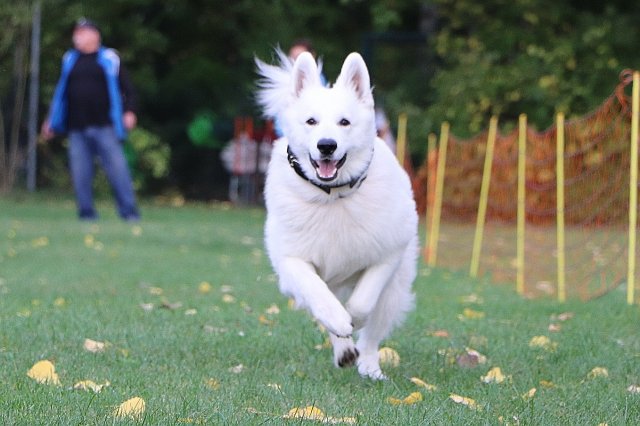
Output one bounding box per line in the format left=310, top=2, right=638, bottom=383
left=413, top=70, right=640, bottom=302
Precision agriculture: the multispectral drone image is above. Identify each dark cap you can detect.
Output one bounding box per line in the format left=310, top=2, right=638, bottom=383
left=74, top=18, right=100, bottom=32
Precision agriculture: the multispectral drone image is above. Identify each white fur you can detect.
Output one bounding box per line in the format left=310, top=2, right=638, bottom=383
left=256, top=50, right=418, bottom=380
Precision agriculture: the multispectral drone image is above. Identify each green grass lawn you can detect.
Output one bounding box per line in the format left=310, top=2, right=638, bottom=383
left=1, top=194, right=639, bottom=425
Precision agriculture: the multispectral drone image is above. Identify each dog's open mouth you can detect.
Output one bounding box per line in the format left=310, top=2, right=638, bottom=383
left=310, top=155, right=347, bottom=181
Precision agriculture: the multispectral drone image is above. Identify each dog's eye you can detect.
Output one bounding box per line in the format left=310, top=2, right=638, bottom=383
left=306, top=118, right=318, bottom=126
left=339, top=118, right=351, bottom=127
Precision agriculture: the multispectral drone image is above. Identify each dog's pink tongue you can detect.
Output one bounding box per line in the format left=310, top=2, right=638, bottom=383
left=317, top=160, right=338, bottom=179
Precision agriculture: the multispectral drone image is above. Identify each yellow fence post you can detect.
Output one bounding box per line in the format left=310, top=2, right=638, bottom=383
left=470, top=116, right=498, bottom=278
left=628, top=71, right=639, bottom=305
left=425, top=133, right=437, bottom=262
left=556, top=113, right=566, bottom=303
left=428, top=122, right=449, bottom=267
left=517, top=114, right=527, bottom=295
left=396, top=113, right=408, bottom=166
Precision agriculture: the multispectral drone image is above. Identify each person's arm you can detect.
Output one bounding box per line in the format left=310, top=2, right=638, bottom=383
left=119, top=64, right=138, bottom=130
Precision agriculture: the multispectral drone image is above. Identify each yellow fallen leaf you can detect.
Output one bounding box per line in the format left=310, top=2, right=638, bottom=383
left=284, top=406, right=325, bottom=420
left=388, top=391, right=423, bottom=406
left=410, top=377, right=437, bottom=392
left=83, top=338, right=107, bottom=353
left=430, top=329, right=450, bottom=338
left=113, top=396, right=145, bottom=419
left=222, top=294, right=236, bottom=303
left=449, top=393, right=481, bottom=411
left=462, top=308, right=485, bottom=319
left=53, top=297, right=66, bottom=307
left=198, top=281, right=212, bottom=294
left=539, top=380, right=555, bottom=389
left=481, top=367, right=507, bottom=384
left=148, top=286, right=163, bottom=295
left=27, top=360, right=61, bottom=385
left=378, top=347, right=400, bottom=367
left=73, top=380, right=110, bottom=393
left=131, top=225, right=143, bottom=236
left=528, top=335, right=558, bottom=352
left=258, top=314, right=274, bottom=326
left=205, top=378, right=220, bottom=390
left=282, top=406, right=356, bottom=424
left=587, top=367, right=609, bottom=379
left=265, top=304, right=280, bottom=315
left=522, top=388, right=537, bottom=400
left=84, top=234, right=95, bottom=247
left=31, top=236, right=49, bottom=248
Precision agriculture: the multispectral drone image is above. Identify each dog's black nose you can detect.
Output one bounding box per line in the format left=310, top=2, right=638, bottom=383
left=317, top=138, right=337, bottom=156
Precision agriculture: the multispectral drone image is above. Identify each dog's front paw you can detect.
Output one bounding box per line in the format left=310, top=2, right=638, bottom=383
left=312, top=299, right=353, bottom=338
left=331, top=335, right=359, bottom=368
left=357, top=353, right=387, bottom=380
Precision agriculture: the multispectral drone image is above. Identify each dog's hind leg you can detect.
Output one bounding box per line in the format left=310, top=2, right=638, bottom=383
left=329, top=333, right=359, bottom=368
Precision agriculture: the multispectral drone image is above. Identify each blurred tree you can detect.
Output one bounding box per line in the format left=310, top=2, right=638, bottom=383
left=0, top=1, right=31, bottom=193
left=2, top=0, right=639, bottom=198
left=425, top=0, right=640, bottom=137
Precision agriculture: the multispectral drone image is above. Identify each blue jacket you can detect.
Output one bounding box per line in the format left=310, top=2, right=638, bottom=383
left=48, top=47, right=127, bottom=140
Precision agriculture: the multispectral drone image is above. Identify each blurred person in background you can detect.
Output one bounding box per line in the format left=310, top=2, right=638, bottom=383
left=41, top=18, right=140, bottom=221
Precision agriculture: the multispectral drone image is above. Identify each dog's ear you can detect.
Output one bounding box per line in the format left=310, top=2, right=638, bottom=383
left=336, top=53, right=373, bottom=106
left=292, top=52, right=321, bottom=97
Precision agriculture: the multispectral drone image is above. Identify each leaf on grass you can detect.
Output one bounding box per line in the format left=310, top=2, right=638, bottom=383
left=459, top=293, right=484, bottom=304
left=31, top=236, right=49, bottom=248
left=113, top=396, right=145, bottom=419
left=83, top=338, right=107, bottom=353
left=266, top=383, right=282, bottom=392
left=185, top=308, right=198, bottom=315
left=548, top=323, right=562, bottom=332
left=539, top=380, right=555, bottom=389
left=283, top=406, right=356, bottom=424
left=131, top=225, right=143, bottom=237
left=258, top=314, right=274, bottom=326
left=456, top=348, right=487, bottom=368
left=148, top=286, right=164, bottom=296
left=587, top=367, right=609, bottom=379
left=553, top=312, right=574, bottom=322
left=198, top=281, right=212, bottom=294
left=449, top=393, right=481, bottom=411
left=314, top=337, right=332, bottom=351
left=139, top=302, right=154, bottom=312
left=229, top=364, right=244, bottom=374
left=73, top=379, right=110, bottom=393
left=481, top=367, right=507, bottom=384
left=388, top=391, right=423, bottom=406
left=528, top=336, right=558, bottom=352
left=429, top=329, right=450, bottom=338
left=627, top=385, right=640, bottom=394
left=27, top=360, right=61, bottom=385
left=522, top=388, right=537, bottom=400
left=265, top=304, right=281, bottom=315
left=205, top=378, right=220, bottom=390
left=378, top=347, right=400, bottom=368
left=53, top=297, right=66, bottom=307
left=410, top=377, right=437, bottom=392
left=459, top=308, right=485, bottom=320
left=222, top=294, right=236, bottom=304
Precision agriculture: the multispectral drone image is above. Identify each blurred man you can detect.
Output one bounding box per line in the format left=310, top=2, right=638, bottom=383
left=42, top=18, right=140, bottom=221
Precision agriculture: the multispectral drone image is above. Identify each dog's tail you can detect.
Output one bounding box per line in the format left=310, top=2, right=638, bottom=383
left=254, top=49, right=294, bottom=119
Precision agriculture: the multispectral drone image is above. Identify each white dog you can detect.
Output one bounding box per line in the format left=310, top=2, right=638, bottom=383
left=255, top=50, right=418, bottom=379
